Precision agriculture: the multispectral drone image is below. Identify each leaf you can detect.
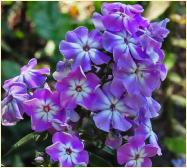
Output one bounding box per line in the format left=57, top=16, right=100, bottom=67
left=89, top=152, right=112, bottom=167
left=3, top=132, right=40, bottom=158
left=168, top=72, right=182, bottom=83
left=144, top=1, right=170, bottom=21
left=2, top=60, right=20, bottom=81
left=164, top=137, right=186, bottom=154
left=170, top=95, right=186, bottom=107
left=171, top=38, right=186, bottom=49
left=164, top=52, right=176, bottom=71
left=102, top=146, right=115, bottom=156
left=27, top=2, right=72, bottom=44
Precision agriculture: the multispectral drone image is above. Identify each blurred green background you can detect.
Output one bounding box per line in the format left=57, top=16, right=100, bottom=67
left=1, top=1, right=186, bottom=167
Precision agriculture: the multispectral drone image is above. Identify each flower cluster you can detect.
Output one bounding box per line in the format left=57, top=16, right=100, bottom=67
left=1, top=2, right=169, bottom=167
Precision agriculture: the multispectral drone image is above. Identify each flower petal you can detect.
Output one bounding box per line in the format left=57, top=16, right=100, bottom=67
left=93, top=110, right=112, bottom=132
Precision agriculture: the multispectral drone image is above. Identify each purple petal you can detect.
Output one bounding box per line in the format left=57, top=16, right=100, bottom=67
left=71, top=135, right=84, bottom=152
left=20, top=58, right=37, bottom=72
left=143, top=144, right=158, bottom=157
left=59, top=157, right=73, bottom=167
left=59, top=41, right=81, bottom=59
left=117, top=143, right=131, bottom=165
left=112, top=111, right=131, bottom=131
left=103, top=31, right=123, bottom=52
left=103, top=14, right=123, bottom=32
left=129, top=135, right=145, bottom=149
left=90, top=88, right=110, bottom=111
left=110, top=78, right=125, bottom=98
left=45, top=142, right=61, bottom=161
left=52, top=132, right=72, bottom=144
left=92, top=12, right=105, bottom=31
left=93, top=110, right=112, bottom=132
left=87, top=29, right=102, bottom=48
left=73, top=26, right=88, bottom=44
left=31, top=115, right=49, bottom=132
left=80, top=52, right=91, bottom=71
left=126, top=4, right=144, bottom=14
left=73, top=150, right=89, bottom=165
left=141, top=157, right=152, bottom=167
left=89, top=49, right=110, bottom=65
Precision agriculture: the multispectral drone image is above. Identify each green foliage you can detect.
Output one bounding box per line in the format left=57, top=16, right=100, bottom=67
left=164, top=52, right=176, bottom=71
left=2, top=60, right=20, bottom=81
left=164, top=137, right=186, bottom=154
left=89, top=152, right=113, bottom=166
left=27, top=2, right=72, bottom=44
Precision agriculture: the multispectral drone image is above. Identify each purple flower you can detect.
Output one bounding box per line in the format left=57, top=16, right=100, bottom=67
left=137, top=18, right=170, bottom=49
left=24, top=89, right=65, bottom=132
left=91, top=82, right=134, bottom=132
left=93, top=2, right=148, bottom=33
left=172, top=157, right=186, bottom=167
left=59, top=26, right=110, bottom=72
left=113, top=54, right=166, bottom=97
left=56, top=66, right=100, bottom=109
left=3, top=58, right=50, bottom=90
left=135, top=119, right=162, bottom=156
left=117, top=135, right=157, bottom=167
left=103, top=30, right=145, bottom=61
left=53, top=60, right=72, bottom=81
left=46, top=132, right=89, bottom=167
left=105, top=131, right=122, bottom=149
left=2, top=82, right=30, bottom=126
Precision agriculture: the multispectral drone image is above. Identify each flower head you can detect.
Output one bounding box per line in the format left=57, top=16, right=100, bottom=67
left=24, top=89, right=65, bottom=132
left=56, top=66, right=100, bottom=109
left=117, top=135, right=157, bottom=167
left=113, top=54, right=166, bottom=97
left=91, top=82, right=135, bottom=132
left=3, top=58, right=50, bottom=90
left=59, top=26, right=110, bottom=72
left=93, top=2, right=148, bottom=33
left=46, top=132, right=89, bottom=167
left=2, top=82, right=30, bottom=126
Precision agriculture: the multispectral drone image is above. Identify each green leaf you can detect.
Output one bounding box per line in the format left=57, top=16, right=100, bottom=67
left=3, top=132, right=40, bottom=158
left=171, top=95, right=186, bottom=107
left=171, top=38, right=186, bottom=49
left=89, top=152, right=112, bottom=166
left=27, top=2, right=72, bottom=44
left=2, top=60, right=20, bottom=81
left=168, top=72, right=182, bottom=83
left=164, top=137, right=186, bottom=154
left=164, top=52, right=176, bottom=71
left=102, top=146, right=115, bottom=156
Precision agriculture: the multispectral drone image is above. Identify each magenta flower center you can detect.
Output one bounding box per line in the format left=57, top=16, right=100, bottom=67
left=83, top=45, right=90, bottom=52
left=43, top=105, right=51, bottom=113
left=76, top=85, right=82, bottom=92
left=65, top=148, right=72, bottom=155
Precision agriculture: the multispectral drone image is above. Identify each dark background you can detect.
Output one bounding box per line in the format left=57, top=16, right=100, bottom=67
left=1, top=1, right=186, bottom=167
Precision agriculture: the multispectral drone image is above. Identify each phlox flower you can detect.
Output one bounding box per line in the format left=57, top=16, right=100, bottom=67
left=117, top=135, right=157, bottom=167
left=3, top=58, right=50, bottom=90
left=91, top=82, right=135, bottom=132
left=59, top=26, right=110, bottom=72
left=56, top=66, right=100, bottom=109
left=2, top=82, right=29, bottom=126
left=24, top=89, right=65, bottom=132
left=46, top=132, right=89, bottom=167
